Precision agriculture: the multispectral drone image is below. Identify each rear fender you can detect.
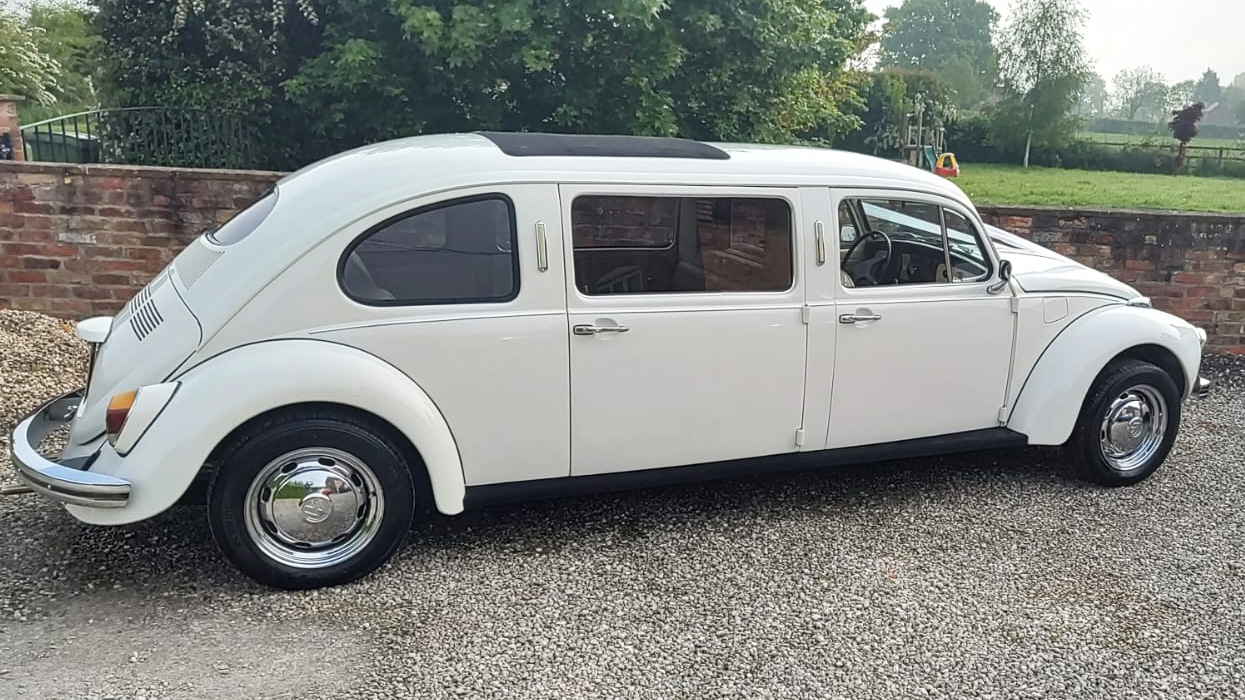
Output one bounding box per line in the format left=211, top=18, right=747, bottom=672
left=1007, top=305, right=1201, bottom=445
left=67, top=339, right=466, bottom=525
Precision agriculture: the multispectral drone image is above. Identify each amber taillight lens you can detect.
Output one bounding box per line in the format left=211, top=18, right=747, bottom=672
left=105, top=390, right=137, bottom=444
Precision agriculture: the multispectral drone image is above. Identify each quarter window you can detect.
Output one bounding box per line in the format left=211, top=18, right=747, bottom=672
left=341, top=195, right=518, bottom=305
left=571, top=195, right=793, bottom=295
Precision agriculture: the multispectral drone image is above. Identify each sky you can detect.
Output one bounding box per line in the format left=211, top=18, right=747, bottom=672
left=863, top=0, right=1245, bottom=89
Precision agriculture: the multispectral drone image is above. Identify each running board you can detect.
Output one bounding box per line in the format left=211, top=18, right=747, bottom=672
left=464, top=428, right=1028, bottom=509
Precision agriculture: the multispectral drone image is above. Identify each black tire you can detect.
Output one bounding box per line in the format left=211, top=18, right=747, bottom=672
left=1066, top=359, right=1181, bottom=487
left=207, top=407, right=416, bottom=589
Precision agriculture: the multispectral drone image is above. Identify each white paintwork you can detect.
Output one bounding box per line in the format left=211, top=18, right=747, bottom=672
left=560, top=184, right=807, bottom=474
left=1007, top=305, right=1204, bottom=445
left=988, top=226, right=1140, bottom=300
left=72, top=271, right=202, bottom=446
left=12, top=133, right=1203, bottom=526
left=825, top=189, right=1015, bottom=448
left=67, top=339, right=466, bottom=525
left=74, top=316, right=113, bottom=344
left=112, top=381, right=179, bottom=455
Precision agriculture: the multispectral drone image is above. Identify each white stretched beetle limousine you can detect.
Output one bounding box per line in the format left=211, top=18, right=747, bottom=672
left=12, top=133, right=1210, bottom=588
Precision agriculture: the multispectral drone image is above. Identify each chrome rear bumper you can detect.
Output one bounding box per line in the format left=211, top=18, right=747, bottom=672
left=9, top=389, right=130, bottom=508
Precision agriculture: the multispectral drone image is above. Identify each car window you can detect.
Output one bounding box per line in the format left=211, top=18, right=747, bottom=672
left=207, top=191, right=277, bottom=245
left=852, top=199, right=946, bottom=285
left=942, top=209, right=991, bottom=282
left=341, top=195, right=518, bottom=305
left=840, top=199, right=991, bottom=287
left=571, top=195, right=792, bottom=295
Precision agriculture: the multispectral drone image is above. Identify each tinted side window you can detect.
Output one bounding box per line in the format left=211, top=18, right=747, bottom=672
left=572, top=195, right=792, bottom=295
left=341, top=196, right=517, bottom=305
left=208, top=191, right=277, bottom=245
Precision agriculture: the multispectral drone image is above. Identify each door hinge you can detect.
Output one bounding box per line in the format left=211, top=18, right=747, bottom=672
left=997, top=405, right=1009, bottom=425
left=795, top=428, right=806, bottom=447
left=1009, top=297, right=1021, bottom=313
left=801, top=305, right=811, bottom=325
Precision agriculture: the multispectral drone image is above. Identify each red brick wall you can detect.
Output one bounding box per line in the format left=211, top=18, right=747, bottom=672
left=0, top=161, right=278, bottom=316
left=978, top=205, right=1245, bottom=354
left=0, top=161, right=1241, bottom=353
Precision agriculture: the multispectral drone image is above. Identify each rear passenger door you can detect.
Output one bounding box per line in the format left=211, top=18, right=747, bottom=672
left=560, top=185, right=808, bottom=475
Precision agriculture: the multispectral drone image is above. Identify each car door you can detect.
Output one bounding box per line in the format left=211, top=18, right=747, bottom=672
left=826, top=190, right=1015, bottom=448
left=561, top=185, right=808, bottom=475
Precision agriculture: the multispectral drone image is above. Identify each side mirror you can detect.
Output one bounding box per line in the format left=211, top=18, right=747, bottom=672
left=987, top=259, right=1012, bottom=295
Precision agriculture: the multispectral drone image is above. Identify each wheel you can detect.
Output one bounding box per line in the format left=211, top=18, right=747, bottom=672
left=207, top=407, right=416, bottom=589
left=1066, top=359, right=1181, bottom=487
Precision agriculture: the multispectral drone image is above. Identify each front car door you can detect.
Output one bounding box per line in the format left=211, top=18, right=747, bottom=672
left=826, top=190, right=1016, bottom=448
left=560, top=185, right=808, bottom=475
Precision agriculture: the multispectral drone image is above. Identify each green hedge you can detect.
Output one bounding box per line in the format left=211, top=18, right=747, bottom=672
left=942, top=114, right=1245, bottom=179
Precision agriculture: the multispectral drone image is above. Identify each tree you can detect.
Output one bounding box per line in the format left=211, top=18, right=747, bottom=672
left=97, top=0, right=874, bottom=170
left=994, top=0, right=1089, bottom=167
left=1167, top=102, right=1203, bottom=172
left=1112, top=66, right=1167, bottom=121
left=877, top=0, right=998, bottom=108
left=1076, top=72, right=1107, bottom=116
left=1193, top=69, right=1221, bottom=105
left=1166, top=80, right=1196, bottom=111
left=839, top=69, right=956, bottom=156
left=0, top=8, right=60, bottom=105
left=25, top=1, right=101, bottom=121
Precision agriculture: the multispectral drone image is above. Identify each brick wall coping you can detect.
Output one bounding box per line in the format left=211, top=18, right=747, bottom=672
left=0, top=159, right=282, bottom=183
left=977, top=203, right=1245, bottom=224
left=1, top=160, right=1241, bottom=221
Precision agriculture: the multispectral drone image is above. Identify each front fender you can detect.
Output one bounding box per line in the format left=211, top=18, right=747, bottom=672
left=67, top=339, right=466, bottom=525
left=1007, top=305, right=1202, bottom=446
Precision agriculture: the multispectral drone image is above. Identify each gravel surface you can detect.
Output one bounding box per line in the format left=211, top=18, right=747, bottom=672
left=1, top=309, right=1244, bottom=700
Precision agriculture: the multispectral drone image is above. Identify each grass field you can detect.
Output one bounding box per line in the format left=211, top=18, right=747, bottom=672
left=953, top=163, right=1245, bottom=214
left=1079, top=131, right=1244, bottom=150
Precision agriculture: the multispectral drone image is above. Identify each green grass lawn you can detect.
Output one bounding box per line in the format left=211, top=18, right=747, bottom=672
left=953, top=163, right=1245, bottom=214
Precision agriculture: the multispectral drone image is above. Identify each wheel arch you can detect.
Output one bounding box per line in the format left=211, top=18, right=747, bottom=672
left=1007, top=305, right=1201, bottom=446
left=205, top=401, right=437, bottom=513
left=67, top=339, right=467, bottom=526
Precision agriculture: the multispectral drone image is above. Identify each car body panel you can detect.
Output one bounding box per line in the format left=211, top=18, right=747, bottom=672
left=65, top=339, right=467, bottom=525
left=9, top=134, right=1205, bottom=524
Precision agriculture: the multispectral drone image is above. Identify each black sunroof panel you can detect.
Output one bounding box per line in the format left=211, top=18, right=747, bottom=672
left=479, top=132, right=730, bottom=160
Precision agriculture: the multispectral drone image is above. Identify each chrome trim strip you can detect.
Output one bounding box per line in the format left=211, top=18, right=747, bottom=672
left=9, top=389, right=130, bottom=509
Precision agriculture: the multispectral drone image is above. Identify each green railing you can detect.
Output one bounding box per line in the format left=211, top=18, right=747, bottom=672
left=20, top=107, right=257, bottom=169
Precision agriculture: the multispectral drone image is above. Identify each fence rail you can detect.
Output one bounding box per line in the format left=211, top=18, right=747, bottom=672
left=20, top=107, right=257, bottom=169
left=1092, top=140, right=1245, bottom=164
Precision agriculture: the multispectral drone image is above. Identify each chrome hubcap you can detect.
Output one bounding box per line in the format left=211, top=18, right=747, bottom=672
left=243, top=447, right=384, bottom=569
left=1099, top=384, right=1167, bottom=473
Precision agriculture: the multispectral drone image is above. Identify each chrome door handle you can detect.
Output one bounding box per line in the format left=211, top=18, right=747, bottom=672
left=573, top=324, right=630, bottom=335
left=839, top=313, right=882, bottom=324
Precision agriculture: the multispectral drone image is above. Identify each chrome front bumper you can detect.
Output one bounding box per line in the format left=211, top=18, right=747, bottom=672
left=1193, top=376, right=1212, bottom=399
left=9, top=389, right=130, bottom=508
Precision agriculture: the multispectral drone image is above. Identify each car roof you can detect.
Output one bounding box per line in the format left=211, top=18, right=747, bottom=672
left=280, top=133, right=972, bottom=207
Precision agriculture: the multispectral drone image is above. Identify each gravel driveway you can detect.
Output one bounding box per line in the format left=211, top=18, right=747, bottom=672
left=2, top=310, right=1244, bottom=700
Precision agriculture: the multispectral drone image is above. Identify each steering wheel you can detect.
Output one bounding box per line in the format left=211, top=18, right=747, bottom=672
left=841, top=230, right=895, bottom=286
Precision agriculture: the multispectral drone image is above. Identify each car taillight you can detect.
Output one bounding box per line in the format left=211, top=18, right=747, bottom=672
left=105, top=390, right=138, bottom=445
